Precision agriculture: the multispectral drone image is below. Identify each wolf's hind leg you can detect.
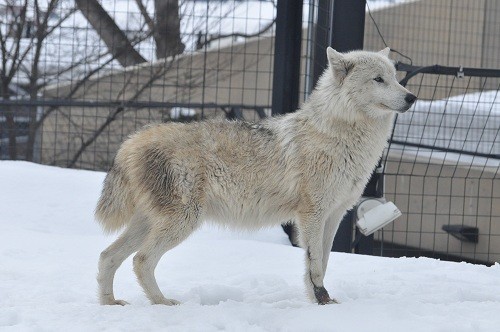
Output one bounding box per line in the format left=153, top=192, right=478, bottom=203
left=98, top=214, right=149, bottom=305
left=133, top=214, right=199, bottom=305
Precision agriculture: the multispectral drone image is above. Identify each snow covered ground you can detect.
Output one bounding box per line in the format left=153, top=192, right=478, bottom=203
left=1, top=161, right=500, bottom=331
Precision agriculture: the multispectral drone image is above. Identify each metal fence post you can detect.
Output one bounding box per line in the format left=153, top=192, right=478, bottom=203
left=271, top=0, right=303, bottom=115
left=312, top=0, right=369, bottom=253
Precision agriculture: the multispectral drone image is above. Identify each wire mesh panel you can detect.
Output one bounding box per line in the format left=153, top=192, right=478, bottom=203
left=379, top=68, right=500, bottom=264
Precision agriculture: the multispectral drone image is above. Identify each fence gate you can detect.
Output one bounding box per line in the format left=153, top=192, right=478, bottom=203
left=377, top=63, right=500, bottom=265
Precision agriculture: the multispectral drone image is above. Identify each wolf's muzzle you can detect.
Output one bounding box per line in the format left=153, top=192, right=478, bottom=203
left=405, top=93, right=417, bottom=105
left=398, top=93, right=417, bottom=113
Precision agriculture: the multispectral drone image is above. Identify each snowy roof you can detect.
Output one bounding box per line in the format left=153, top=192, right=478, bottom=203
left=42, top=33, right=276, bottom=107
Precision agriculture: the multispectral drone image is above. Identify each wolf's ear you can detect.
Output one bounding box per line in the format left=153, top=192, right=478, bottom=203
left=326, top=47, right=353, bottom=83
left=378, top=47, right=391, bottom=58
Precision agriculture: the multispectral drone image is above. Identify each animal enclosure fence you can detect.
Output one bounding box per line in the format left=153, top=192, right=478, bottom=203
left=378, top=64, right=500, bottom=264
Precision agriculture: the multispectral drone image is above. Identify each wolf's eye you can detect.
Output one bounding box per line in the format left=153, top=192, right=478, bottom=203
left=374, top=76, right=384, bottom=83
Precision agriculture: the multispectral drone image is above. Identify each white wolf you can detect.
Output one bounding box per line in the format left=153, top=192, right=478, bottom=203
left=95, top=47, right=416, bottom=305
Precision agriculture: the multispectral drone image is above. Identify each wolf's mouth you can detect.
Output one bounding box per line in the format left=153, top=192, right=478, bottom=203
left=379, top=103, right=411, bottom=113
left=398, top=103, right=413, bottom=113
left=378, top=103, right=393, bottom=111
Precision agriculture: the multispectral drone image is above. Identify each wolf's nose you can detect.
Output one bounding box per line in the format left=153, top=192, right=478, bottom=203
left=405, top=93, right=417, bottom=104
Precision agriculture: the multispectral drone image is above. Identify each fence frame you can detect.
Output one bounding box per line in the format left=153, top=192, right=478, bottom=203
left=376, top=61, right=500, bottom=265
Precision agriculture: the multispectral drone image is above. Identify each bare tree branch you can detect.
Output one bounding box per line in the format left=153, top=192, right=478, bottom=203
left=75, top=0, right=146, bottom=67
left=0, top=21, right=8, bottom=82
left=134, top=0, right=155, bottom=33
left=198, top=18, right=276, bottom=50
left=6, top=0, right=29, bottom=83
left=45, top=6, right=77, bottom=37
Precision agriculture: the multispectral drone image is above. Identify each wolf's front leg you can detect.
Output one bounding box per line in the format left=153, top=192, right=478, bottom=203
left=298, top=212, right=337, bottom=305
left=322, top=210, right=345, bottom=275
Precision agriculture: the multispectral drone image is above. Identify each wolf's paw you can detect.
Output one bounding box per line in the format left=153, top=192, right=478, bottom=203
left=319, top=298, right=340, bottom=305
left=314, top=286, right=339, bottom=305
left=154, top=298, right=181, bottom=306
left=102, top=299, right=129, bottom=306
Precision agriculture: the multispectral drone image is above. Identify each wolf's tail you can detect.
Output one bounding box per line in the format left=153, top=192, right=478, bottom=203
left=95, top=166, right=135, bottom=233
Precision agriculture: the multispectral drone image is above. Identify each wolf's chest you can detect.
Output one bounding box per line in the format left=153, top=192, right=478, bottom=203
left=308, top=130, right=387, bottom=192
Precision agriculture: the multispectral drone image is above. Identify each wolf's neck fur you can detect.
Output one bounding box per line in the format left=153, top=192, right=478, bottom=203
left=294, top=71, right=395, bottom=144
left=270, top=70, right=395, bottom=184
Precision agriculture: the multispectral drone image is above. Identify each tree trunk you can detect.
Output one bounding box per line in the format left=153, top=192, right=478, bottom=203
left=0, top=82, right=17, bottom=159
left=154, top=0, right=185, bottom=59
left=25, top=41, right=41, bottom=162
left=4, top=107, right=17, bottom=160
left=75, top=0, right=146, bottom=67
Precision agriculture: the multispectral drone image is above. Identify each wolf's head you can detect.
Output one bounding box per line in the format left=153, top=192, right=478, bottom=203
left=325, top=47, right=416, bottom=119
